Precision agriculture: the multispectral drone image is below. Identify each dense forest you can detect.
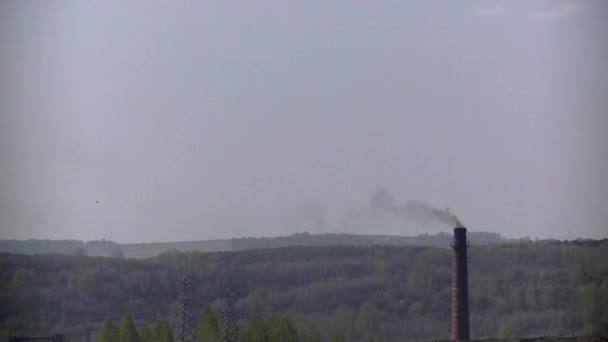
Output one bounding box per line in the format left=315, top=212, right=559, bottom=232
left=1, top=239, right=607, bottom=341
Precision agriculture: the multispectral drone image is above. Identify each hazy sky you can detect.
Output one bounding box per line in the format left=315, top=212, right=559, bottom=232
left=1, top=1, right=606, bottom=242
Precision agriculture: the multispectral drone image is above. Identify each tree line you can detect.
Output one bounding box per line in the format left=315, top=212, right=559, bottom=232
left=95, top=314, right=172, bottom=342
left=1, top=239, right=607, bottom=341
left=95, top=307, right=306, bottom=342
left=0, top=231, right=507, bottom=259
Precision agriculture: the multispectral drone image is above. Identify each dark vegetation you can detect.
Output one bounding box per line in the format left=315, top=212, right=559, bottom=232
left=0, top=239, right=125, bottom=258
left=1, top=239, right=607, bottom=341
left=229, top=231, right=505, bottom=251
left=0, top=231, right=505, bottom=259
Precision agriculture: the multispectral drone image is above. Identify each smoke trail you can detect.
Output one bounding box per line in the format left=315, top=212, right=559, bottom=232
left=397, top=201, right=463, bottom=227
left=368, top=188, right=463, bottom=227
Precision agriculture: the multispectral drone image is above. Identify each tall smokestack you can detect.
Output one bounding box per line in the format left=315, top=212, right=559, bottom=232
left=451, top=227, right=470, bottom=341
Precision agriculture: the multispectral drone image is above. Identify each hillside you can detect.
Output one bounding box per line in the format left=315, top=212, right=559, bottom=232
left=0, top=231, right=505, bottom=258
left=1, top=240, right=607, bottom=341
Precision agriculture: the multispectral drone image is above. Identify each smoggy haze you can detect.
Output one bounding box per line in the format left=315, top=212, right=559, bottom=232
left=1, top=1, right=607, bottom=243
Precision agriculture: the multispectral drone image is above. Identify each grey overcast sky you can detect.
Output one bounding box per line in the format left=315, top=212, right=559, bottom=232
left=1, top=1, right=606, bottom=243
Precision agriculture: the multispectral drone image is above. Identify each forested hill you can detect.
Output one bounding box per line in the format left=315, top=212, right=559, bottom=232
left=0, top=231, right=506, bottom=258
left=1, top=240, right=607, bottom=341
left=0, top=239, right=126, bottom=258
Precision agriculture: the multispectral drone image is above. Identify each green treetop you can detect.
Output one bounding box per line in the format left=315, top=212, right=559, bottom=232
left=241, top=316, right=269, bottom=342
left=119, top=313, right=140, bottom=342
left=268, top=314, right=298, bottom=342
left=153, top=318, right=174, bottom=342
left=140, top=322, right=153, bottom=342
left=198, top=304, right=220, bottom=342
left=96, top=317, right=119, bottom=342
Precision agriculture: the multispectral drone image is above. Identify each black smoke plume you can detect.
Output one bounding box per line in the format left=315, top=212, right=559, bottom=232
left=369, top=188, right=463, bottom=227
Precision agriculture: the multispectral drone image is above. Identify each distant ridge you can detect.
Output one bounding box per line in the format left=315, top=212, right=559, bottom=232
left=0, top=231, right=505, bottom=258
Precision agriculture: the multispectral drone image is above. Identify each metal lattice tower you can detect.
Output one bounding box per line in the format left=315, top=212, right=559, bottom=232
left=176, top=270, right=196, bottom=342
left=221, top=279, right=239, bottom=342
